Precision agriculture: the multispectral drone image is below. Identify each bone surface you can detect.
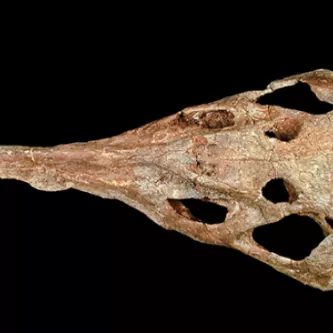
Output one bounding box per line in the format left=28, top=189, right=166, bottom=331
left=3, top=69, right=333, bottom=290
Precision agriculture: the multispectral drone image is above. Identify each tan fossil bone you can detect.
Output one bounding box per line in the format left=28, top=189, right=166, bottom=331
left=2, top=69, right=332, bottom=290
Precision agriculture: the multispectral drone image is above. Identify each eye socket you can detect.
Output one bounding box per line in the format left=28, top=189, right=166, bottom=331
left=257, top=81, right=332, bottom=115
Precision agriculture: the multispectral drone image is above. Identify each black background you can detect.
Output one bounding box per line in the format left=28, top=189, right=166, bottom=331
left=2, top=10, right=332, bottom=333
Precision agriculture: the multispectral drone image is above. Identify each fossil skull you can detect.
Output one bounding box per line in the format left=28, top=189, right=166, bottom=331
left=2, top=69, right=332, bottom=290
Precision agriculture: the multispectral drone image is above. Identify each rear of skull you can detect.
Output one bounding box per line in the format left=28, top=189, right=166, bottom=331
left=111, top=69, right=332, bottom=290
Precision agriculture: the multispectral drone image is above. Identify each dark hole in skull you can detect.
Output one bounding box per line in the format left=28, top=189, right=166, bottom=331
left=257, top=82, right=332, bottom=114
left=265, top=131, right=277, bottom=139
left=168, top=198, right=227, bottom=224
left=253, top=214, right=325, bottom=261
left=326, top=217, right=333, bottom=228
left=262, top=178, right=297, bottom=203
